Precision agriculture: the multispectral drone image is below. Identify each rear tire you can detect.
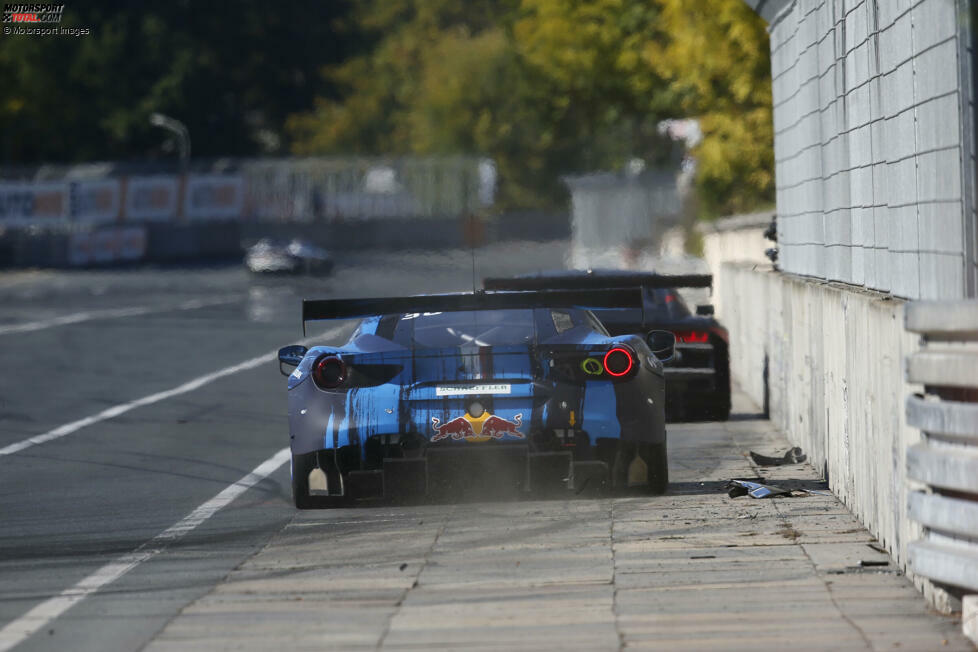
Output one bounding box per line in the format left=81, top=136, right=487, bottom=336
left=643, top=441, right=668, bottom=495
left=291, top=451, right=317, bottom=509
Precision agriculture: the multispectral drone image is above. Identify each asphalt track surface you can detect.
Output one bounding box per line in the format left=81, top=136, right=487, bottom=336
left=0, top=242, right=968, bottom=651
left=0, top=242, right=573, bottom=651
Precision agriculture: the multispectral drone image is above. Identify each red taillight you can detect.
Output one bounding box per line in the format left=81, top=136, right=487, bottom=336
left=603, top=347, right=634, bottom=377
left=675, top=330, right=709, bottom=343
left=312, top=355, right=346, bottom=390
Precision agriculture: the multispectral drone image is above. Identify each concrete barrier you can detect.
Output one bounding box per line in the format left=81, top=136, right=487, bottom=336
left=700, top=211, right=773, bottom=319
left=904, top=300, right=978, bottom=640
left=712, top=262, right=976, bottom=610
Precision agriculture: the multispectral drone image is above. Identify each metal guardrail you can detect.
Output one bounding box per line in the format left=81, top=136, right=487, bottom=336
left=905, top=300, right=978, bottom=596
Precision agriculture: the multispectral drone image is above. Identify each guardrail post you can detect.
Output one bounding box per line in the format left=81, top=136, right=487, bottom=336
left=905, top=299, right=978, bottom=643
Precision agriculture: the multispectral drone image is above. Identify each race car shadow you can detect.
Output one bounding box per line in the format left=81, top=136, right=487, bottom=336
left=314, top=479, right=672, bottom=509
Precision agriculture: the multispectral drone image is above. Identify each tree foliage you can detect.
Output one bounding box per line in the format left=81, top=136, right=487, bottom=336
left=290, top=0, right=772, bottom=215
left=0, top=0, right=354, bottom=165
left=646, top=0, right=774, bottom=217
left=1, top=0, right=773, bottom=217
left=289, top=0, right=680, bottom=208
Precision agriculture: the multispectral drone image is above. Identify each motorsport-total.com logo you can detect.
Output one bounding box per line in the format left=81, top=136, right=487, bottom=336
left=3, top=3, right=63, bottom=22
left=2, top=3, right=90, bottom=36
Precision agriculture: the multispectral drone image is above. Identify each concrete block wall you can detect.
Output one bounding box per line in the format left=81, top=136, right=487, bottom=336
left=701, top=226, right=769, bottom=317
left=753, top=0, right=977, bottom=299
left=715, top=261, right=961, bottom=608
left=699, top=211, right=774, bottom=318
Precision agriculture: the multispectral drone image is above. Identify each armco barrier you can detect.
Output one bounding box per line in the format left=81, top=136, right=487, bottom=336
left=905, top=300, right=978, bottom=629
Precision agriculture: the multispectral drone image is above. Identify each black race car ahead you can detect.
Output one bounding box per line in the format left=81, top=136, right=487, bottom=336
left=484, top=271, right=731, bottom=421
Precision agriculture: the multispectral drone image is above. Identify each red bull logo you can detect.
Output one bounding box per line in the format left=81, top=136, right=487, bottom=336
left=430, top=416, right=475, bottom=441
left=481, top=414, right=524, bottom=439
left=431, top=411, right=524, bottom=442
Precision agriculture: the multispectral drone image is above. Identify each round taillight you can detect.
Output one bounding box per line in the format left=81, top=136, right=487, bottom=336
left=312, top=355, right=346, bottom=389
left=603, top=347, right=634, bottom=377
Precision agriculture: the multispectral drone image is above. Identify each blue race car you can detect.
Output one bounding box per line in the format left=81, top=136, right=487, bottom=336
left=277, top=289, right=676, bottom=508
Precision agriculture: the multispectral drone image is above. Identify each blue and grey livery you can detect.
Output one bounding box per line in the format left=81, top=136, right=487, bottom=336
left=278, top=289, right=675, bottom=508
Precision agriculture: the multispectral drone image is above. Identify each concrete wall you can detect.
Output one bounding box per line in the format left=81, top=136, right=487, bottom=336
left=728, top=0, right=978, bottom=614
left=746, top=0, right=978, bottom=299
left=714, top=261, right=962, bottom=607
left=700, top=212, right=774, bottom=319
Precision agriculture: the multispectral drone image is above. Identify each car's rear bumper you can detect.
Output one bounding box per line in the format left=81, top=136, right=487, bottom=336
left=289, top=378, right=663, bottom=456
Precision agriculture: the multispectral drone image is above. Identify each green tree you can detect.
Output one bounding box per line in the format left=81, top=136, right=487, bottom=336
left=511, top=0, right=679, bottom=180
left=288, top=0, right=508, bottom=156
left=647, top=0, right=774, bottom=217
left=289, top=0, right=679, bottom=208
left=289, top=0, right=772, bottom=215
left=0, top=1, right=354, bottom=165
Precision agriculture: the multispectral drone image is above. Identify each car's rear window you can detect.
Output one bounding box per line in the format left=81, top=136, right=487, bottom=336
left=591, top=288, right=692, bottom=326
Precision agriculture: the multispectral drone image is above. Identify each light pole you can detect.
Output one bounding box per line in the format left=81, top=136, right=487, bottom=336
left=149, top=112, right=190, bottom=171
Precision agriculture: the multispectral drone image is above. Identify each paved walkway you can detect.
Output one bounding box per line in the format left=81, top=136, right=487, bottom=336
left=146, top=392, right=970, bottom=650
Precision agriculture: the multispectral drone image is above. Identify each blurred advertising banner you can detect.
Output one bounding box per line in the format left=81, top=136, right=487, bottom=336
left=69, top=179, right=121, bottom=223
left=124, top=176, right=179, bottom=222
left=68, top=226, right=147, bottom=266
left=0, top=182, right=69, bottom=225
left=0, top=180, right=122, bottom=225
left=184, top=175, right=244, bottom=220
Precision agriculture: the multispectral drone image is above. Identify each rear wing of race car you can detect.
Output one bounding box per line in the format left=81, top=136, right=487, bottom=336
left=301, top=288, right=643, bottom=335
left=483, top=273, right=713, bottom=292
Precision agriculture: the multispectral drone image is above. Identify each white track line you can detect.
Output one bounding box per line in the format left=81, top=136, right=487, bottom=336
left=0, top=297, right=238, bottom=336
left=0, top=447, right=291, bottom=652
left=0, top=324, right=346, bottom=648
left=0, top=325, right=345, bottom=457
left=0, top=352, right=274, bottom=456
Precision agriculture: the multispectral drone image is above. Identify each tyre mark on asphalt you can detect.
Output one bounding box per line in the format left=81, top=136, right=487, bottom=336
left=0, top=447, right=292, bottom=652
left=0, top=296, right=239, bottom=336
left=0, top=325, right=347, bottom=457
